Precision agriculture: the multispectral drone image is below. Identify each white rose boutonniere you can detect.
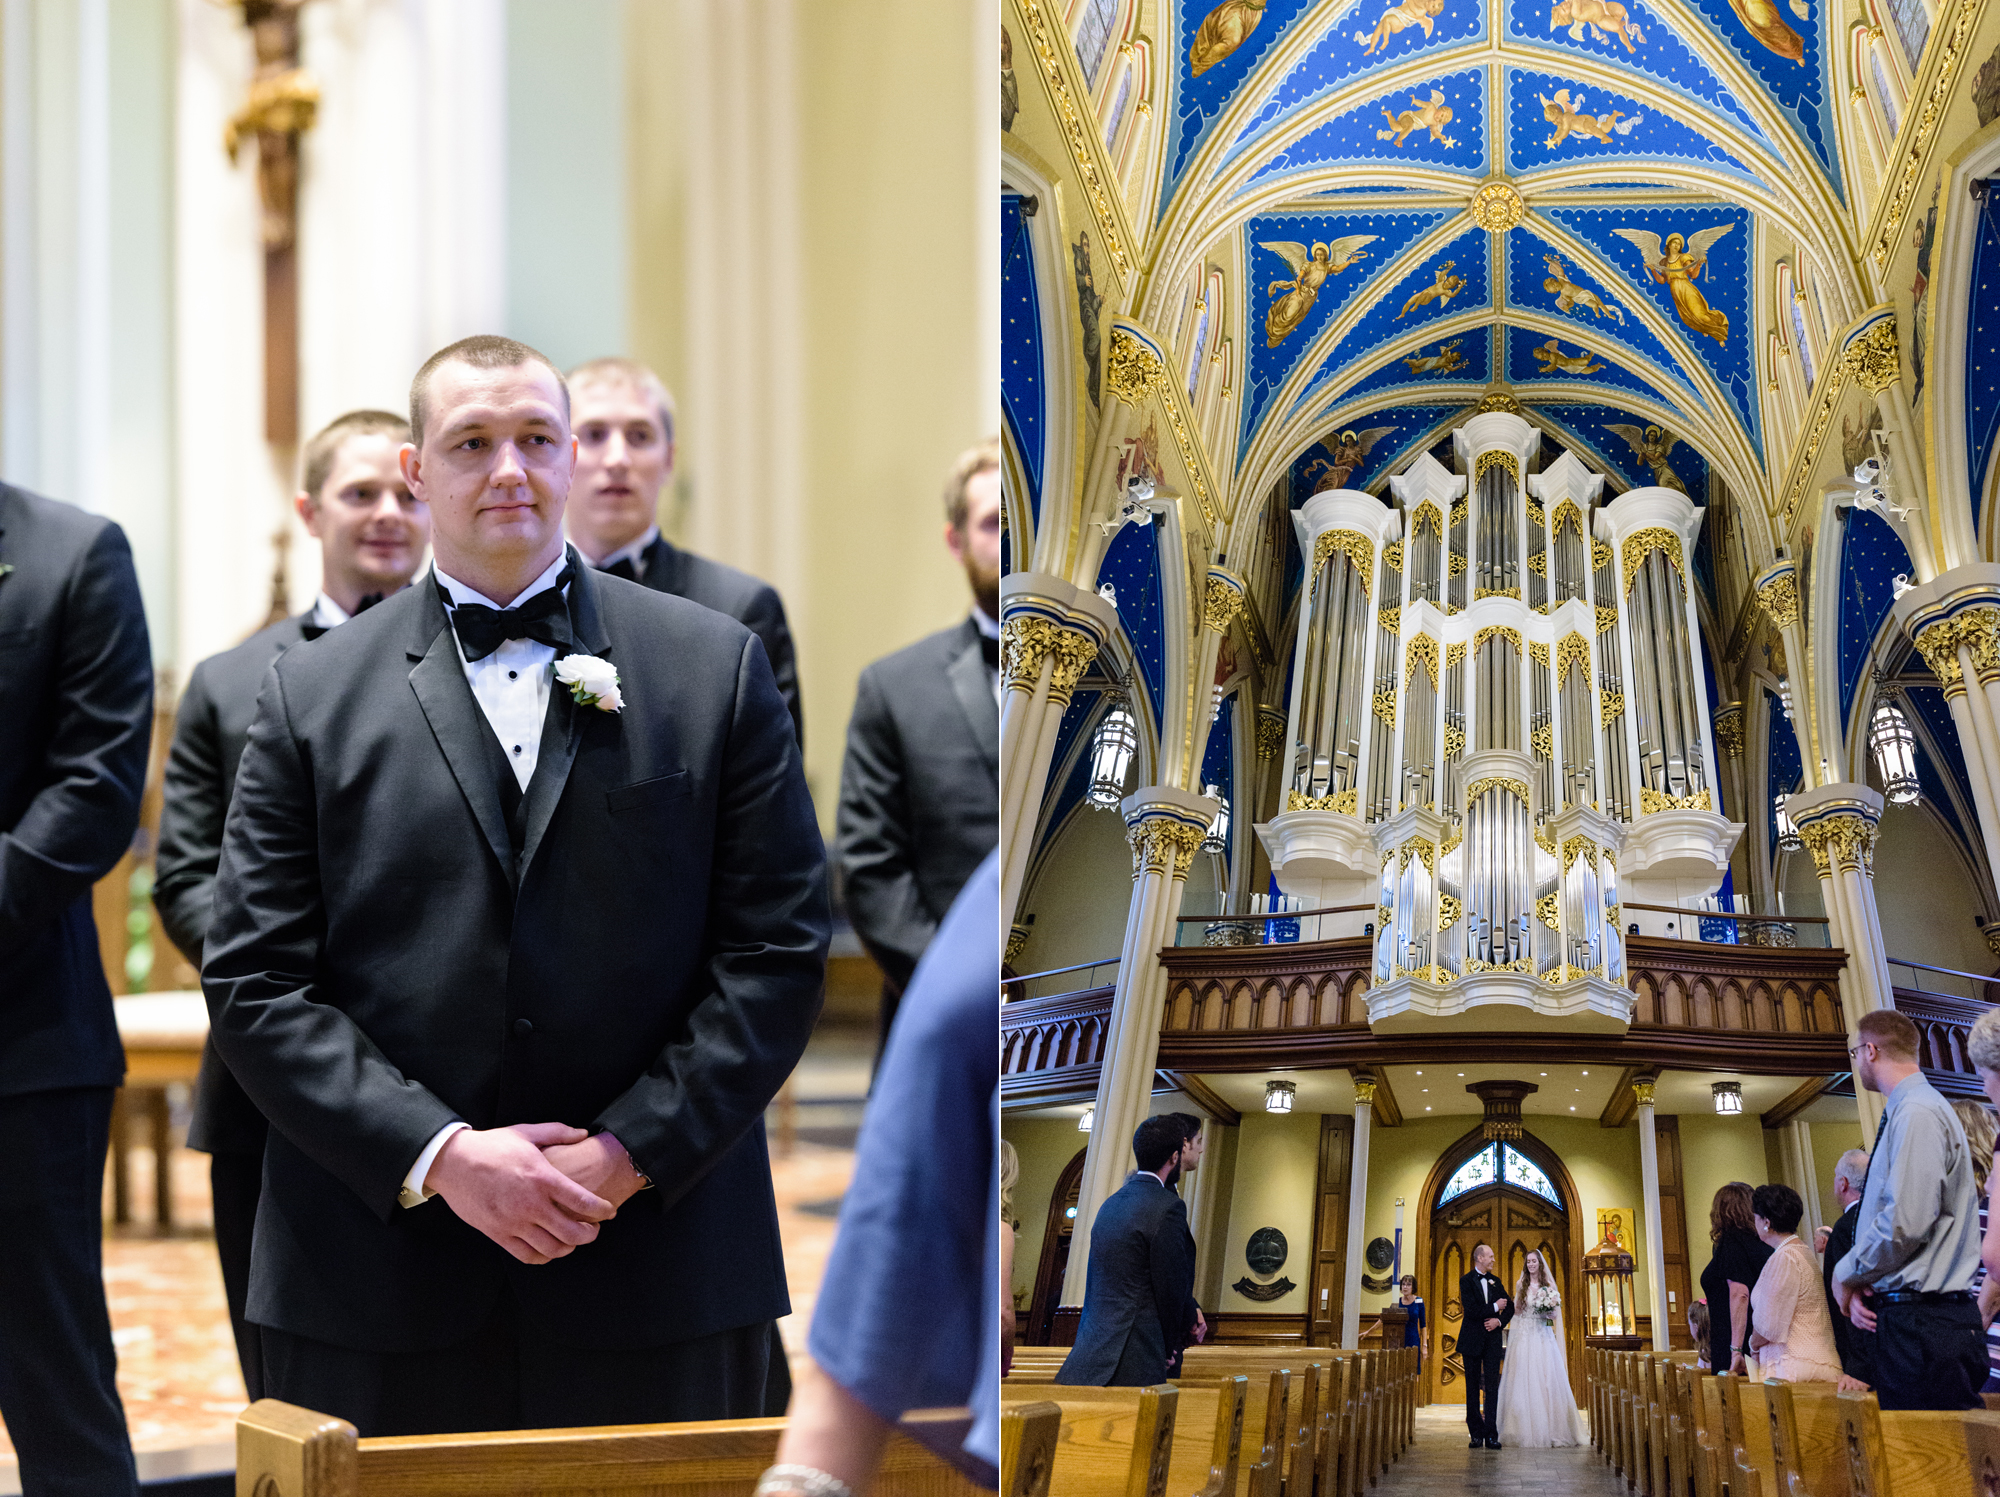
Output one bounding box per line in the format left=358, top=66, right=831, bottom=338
left=555, top=653, right=622, bottom=713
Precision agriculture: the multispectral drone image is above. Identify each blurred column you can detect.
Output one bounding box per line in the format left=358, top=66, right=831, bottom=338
left=1342, top=1078, right=1375, bottom=1348
left=1634, top=1079, right=1669, bottom=1352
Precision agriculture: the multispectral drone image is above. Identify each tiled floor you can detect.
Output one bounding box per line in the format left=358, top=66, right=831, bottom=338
left=0, top=1026, right=871, bottom=1485
left=1386, top=1404, right=1628, bottom=1494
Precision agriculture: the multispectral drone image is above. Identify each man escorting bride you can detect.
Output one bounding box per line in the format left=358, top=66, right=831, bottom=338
left=1493, top=1250, right=1588, bottom=1448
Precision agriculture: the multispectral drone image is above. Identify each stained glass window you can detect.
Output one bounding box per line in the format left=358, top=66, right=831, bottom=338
left=1438, top=1144, right=1498, bottom=1205
left=1073, top=0, right=1119, bottom=89
left=1886, top=0, right=1930, bottom=77
left=1501, top=1144, right=1563, bottom=1208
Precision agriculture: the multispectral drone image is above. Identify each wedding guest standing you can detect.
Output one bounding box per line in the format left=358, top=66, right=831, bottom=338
left=1747, top=1184, right=1844, bottom=1383
left=1815, top=1148, right=1874, bottom=1387
left=155, top=409, right=429, bottom=1401
left=1698, top=1182, right=1771, bottom=1376
left=203, top=336, right=829, bottom=1435
left=0, top=482, right=152, bottom=1495
left=562, top=357, right=802, bottom=744
left=1393, top=1275, right=1426, bottom=1365
left=1949, top=1099, right=2000, bottom=1393
left=1960, top=1010, right=2000, bottom=1386
left=1832, top=1009, right=1987, bottom=1410
left=836, top=439, right=1000, bottom=1047
left=1688, top=1300, right=1711, bottom=1370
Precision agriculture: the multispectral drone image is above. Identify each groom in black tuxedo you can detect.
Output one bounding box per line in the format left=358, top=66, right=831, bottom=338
left=1459, top=1243, right=1512, bottom=1448
left=203, top=335, right=829, bottom=1435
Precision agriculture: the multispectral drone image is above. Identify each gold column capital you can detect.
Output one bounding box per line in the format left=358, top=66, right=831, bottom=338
left=1001, top=615, right=1101, bottom=705
left=1353, top=1077, right=1379, bottom=1107
left=1757, top=571, right=1801, bottom=629
left=1843, top=315, right=1900, bottom=395
left=1632, top=1079, right=1656, bottom=1107
left=1105, top=326, right=1166, bottom=407
left=1256, top=706, right=1285, bottom=761
left=1203, top=572, right=1247, bottom=633
left=1127, top=815, right=1207, bottom=880
left=1712, top=703, right=1745, bottom=757
left=1797, top=811, right=1879, bottom=877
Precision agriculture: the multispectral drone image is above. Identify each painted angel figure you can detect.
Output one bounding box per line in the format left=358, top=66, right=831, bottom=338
left=1611, top=224, right=1734, bottom=344
left=1606, top=422, right=1687, bottom=492
left=1306, top=427, right=1397, bottom=490
left=1261, top=236, right=1378, bottom=346
left=1189, top=0, right=1268, bottom=75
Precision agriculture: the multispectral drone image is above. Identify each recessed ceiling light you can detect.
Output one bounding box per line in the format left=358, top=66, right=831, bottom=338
left=1415, top=1070, right=1423, bottom=1075
left=1569, top=1105, right=1576, bottom=1111
left=1457, top=1071, right=1465, bottom=1077
left=1581, top=1070, right=1589, bottom=1076
left=1540, top=1071, right=1548, bottom=1076
left=1425, top=1105, right=1432, bottom=1111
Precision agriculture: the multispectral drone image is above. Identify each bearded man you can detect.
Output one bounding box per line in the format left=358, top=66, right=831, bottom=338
left=834, top=440, right=1000, bottom=1048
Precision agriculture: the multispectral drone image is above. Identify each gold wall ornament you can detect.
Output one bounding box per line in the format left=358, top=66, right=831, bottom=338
left=1019, top=0, right=1132, bottom=281
left=1537, top=891, right=1561, bottom=930
left=1757, top=572, right=1801, bottom=628
left=1963, top=612, right=2000, bottom=684
left=1712, top=706, right=1745, bottom=757
left=1632, top=1079, right=1657, bottom=1106
left=1380, top=604, right=1402, bottom=634
left=1439, top=892, right=1463, bottom=929
left=1449, top=552, right=1469, bottom=576
left=1621, top=527, right=1685, bottom=595
left=1871, top=0, right=1981, bottom=272
left=1561, top=835, right=1596, bottom=872
left=1527, top=498, right=1546, bottom=525
left=1592, top=538, right=1613, bottom=571
left=1203, top=575, right=1247, bottom=633
left=1006, top=925, right=1031, bottom=964
left=1128, top=817, right=1209, bottom=879
left=1383, top=540, right=1405, bottom=570
left=1541, top=961, right=1601, bottom=985
left=1441, top=824, right=1465, bottom=855
left=1796, top=812, right=1877, bottom=877
left=1394, top=962, right=1459, bottom=985
left=1446, top=641, right=1467, bottom=669
left=1379, top=904, right=1396, bottom=929
left=1410, top=502, right=1444, bottom=537
left=1313, top=529, right=1377, bottom=591
left=1399, top=838, right=1436, bottom=873
left=1556, top=631, right=1592, bottom=686
left=1528, top=550, right=1548, bottom=577
left=1475, top=586, right=1523, bottom=600
left=1531, top=722, right=1555, bottom=759
left=1373, top=683, right=1398, bottom=725
left=1911, top=608, right=2000, bottom=694
left=1406, top=633, right=1441, bottom=689
left=1449, top=497, right=1469, bottom=528
left=1469, top=178, right=1525, bottom=232
left=1443, top=722, right=1467, bottom=759
left=1287, top=788, right=1360, bottom=814
left=1474, top=450, right=1520, bottom=484
left=1467, top=956, right=1534, bottom=974
left=1552, top=499, right=1584, bottom=537
left=1474, top=624, right=1522, bottom=655
left=1535, top=823, right=1557, bottom=855
left=1529, top=639, right=1551, bottom=668
left=1105, top=327, right=1166, bottom=406
left=1600, top=689, right=1626, bottom=727
left=1638, top=786, right=1714, bottom=814
left=1467, top=776, right=1531, bottom=807
left=1477, top=390, right=1524, bottom=413
left=1352, top=1076, right=1379, bottom=1106
left=1913, top=616, right=1969, bottom=695
left=1595, top=603, right=1618, bottom=634
left=1256, top=709, right=1286, bottom=761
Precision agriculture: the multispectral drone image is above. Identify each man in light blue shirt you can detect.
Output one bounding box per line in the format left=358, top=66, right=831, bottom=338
left=1831, top=1008, right=1987, bottom=1409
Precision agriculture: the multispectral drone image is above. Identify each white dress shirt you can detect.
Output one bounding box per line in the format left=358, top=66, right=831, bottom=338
left=311, top=592, right=351, bottom=630
left=398, top=550, right=572, bottom=1206
left=973, top=604, right=1000, bottom=703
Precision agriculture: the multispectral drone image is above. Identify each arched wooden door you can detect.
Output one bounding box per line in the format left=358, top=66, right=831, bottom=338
left=1421, top=1133, right=1581, bottom=1406
left=1028, top=1147, right=1086, bottom=1345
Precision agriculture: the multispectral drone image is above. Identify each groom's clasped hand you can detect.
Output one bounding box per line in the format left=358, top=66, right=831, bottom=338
left=425, top=1122, right=651, bottom=1265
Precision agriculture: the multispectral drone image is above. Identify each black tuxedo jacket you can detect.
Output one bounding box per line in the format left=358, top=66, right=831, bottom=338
left=202, top=555, right=829, bottom=1354
left=0, top=485, right=153, bottom=1097
left=835, top=619, right=998, bottom=993
left=155, top=612, right=315, bottom=1155
left=1457, top=1269, right=1514, bottom=1359
left=1055, top=1173, right=1196, bottom=1386
left=630, top=535, right=802, bottom=748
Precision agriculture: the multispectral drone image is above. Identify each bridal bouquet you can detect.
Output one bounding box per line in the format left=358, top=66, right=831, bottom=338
left=1525, top=1283, right=1561, bottom=1326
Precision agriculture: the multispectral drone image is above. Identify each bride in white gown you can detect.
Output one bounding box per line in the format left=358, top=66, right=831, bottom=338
left=1493, top=1251, right=1588, bottom=1448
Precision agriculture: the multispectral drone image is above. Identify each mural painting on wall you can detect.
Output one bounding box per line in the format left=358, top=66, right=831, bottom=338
left=1354, top=0, right=1450, bottom=56
left=1840, top=406, right=1883, bottom=476
left=1608, top=422, right=1688, bottom=491
left=1548, top=0, right=1649, bottom=51
left=1538, top=87, right=1646, bottom=145
left=1115, top=418, right=1167, bottom=494
left=1721, top=0, right=1804, bottom=63
left=1001, top=25, right=1018, bottom=133
left=1073, top=232, right=1104, bottom=411
left=1611, top=223, right=1735, bottom=344
left=1596, top=1207, right=1638, bottom=1252
left=1910, top=181, right=1939, bottom=413
left=1533, top=337, right=1608, bottom=375
left=1406, top=339, right=1470, bottom=374
left=1543, top=253, right=1626, bottom=323
left=1262, top=235, right=1380, bottom=345
left=1307, top=427, right=1398, bottom=490
left=1377, top=88, right=1461, bottom=146
left=1977, top=43, right=2000, bottom=127
left=1398, top=259, right=1469, bottom=319
left=1190, top=0, right=1270, bottom=75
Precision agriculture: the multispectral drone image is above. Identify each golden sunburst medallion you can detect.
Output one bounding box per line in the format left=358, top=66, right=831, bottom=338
left=1468, top=179, right=1525, bottom=233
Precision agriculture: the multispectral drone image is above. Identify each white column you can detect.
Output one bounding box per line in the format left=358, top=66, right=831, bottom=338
left=1634, top=1080, right=1670, bottom=1352
left=1343, top=1079, right=1376, bottom=1349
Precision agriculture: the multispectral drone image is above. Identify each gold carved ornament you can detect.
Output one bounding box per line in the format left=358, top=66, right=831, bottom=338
left=1467, top=956, right=1534, bottom=975
left=1592, top=538, right=1613, bottom=572
left=1446, top=642, right=1467, bottom=670
left=1394, top=962, right=1459, bottom=986
left=1796, top=812, right=1877, bottom=877
left=1531, top=722, right=1554, bottom=760
left=1439, top=893, right=1463, bottom=929
left=1474, top=450, right=1518, bottom=484
left=1600, top=690, right=1625, bottom=727
left=1006, top=925, right=1030, bottom=964
left=1527, top=498, right=1546, bottom=527
left=1449, top=553, right=1469, bottom=576
left=1441, top=824, right=1465, bottom=856
left=1466, top=776, right=1531, bottom=808
left=1758, top=573, right=1802, bottom=629
left=1379, top=903, right=1395, bottom=928
left=1474, top=624, right=1522, bottom=656
left=1313, top=529, right=1376, bottom=593
left=1203, top=576, right=1247, bottom=633
left=1534, top=823, right=1557, bottom=856
left=1913, top=609, right=2000, bottom=696
left=1712, top=708, right=1745, bottom=758
left=1475, top=587, right=1522, bottom=601
left=1478, top=390, right=1523, bottom=414
left=1469, top=179, right=1525, bottom=233
left=1552, top=500, right=1584, bottom=537
left=1541, top=961, right=1602, bottom=986
left=1556, top=631, right=1592, bottom=687
left=1621, top=528, right=1685, bottom=596
left=1018, top=0, right=1132, bottom=281
left=1105, top=327, right=1166, bottom=407
left=1379, top=605, right=1402, bottom=634
left=1596, top=603, right=1618, bottom=634
left=1843, top=316, right=1900, bottom=395
left=1001, top=615, right=1098, bottom=699
left=1373, top=684, right=1397, bottom=726
left=1443, top=723, right=1467, bottom=760
left=1256, top=711, right=1285, bottom=761
left=1638, top=787, right=1714, bottom=815
left=1537, top=891, right=1561, bottom=930
left=1287, top=788, right=1359, bottom=814
left=1529, top=639, right=1551, bottom=668
left=1631, top=1079, right=1657, bottom=1107
left=1406, top=633, right=1441, bottom=690
left=1399, top=838, right=1436, bottom=873
left=1561, top=835, right=1596, bottom=873
left=1383, top=540, right=1405, bottom=571
left=1128, top=817, right=1208, bottom=879
left=1410, top=503, right=1444, bottom=538
left=1912, top=616, right=1968, bottom=696
left=1450, top=498, right=1469, bottom=529
left=1353, top=1077, right=1379, bottom=1106
left=1527, top=551, right=1548, bottom=577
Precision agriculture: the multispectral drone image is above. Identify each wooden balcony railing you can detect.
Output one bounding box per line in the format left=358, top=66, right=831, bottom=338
left=1895, top=986, right=1995, bottom=1099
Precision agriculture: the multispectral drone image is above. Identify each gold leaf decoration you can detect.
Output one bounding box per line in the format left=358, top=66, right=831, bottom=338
left=1621, top=527, right=1685, bottom=595
left=1313, top=528, right=1377, bottom=592
left=1556, top=631, right=1592, bottom=686
left=1638, top=787, right=1714, bottom=815
left=1536, top=891, right=1560, bottom=930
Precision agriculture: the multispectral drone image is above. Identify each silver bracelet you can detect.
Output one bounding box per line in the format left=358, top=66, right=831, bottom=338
left=756, top=1466, right=855, bottom=1497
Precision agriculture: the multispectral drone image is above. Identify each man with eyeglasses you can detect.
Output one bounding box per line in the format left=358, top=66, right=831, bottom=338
left=1830, top=1008, right=1987, bottom=1409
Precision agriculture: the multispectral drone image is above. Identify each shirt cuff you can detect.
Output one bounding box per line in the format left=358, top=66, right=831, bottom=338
left=397, top=1121, right=468, bottom=1209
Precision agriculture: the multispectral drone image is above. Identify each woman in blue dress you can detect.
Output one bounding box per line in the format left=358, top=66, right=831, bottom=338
left=1394, top=1274, right=1425, bottom=1364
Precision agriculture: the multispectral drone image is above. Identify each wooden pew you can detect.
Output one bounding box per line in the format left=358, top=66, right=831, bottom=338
left=1831, top=1390, right=2000, bottom=1497
left=1003, top=1378, right=1247, bottom=1497
left=1175, top=1349, right=1329, bottom=1497
left=238, top=1401, right=1017, bottom=1497
left=1714, top=1374, right=1773, bottom=1497
left=1761, top=1380, right=1850, bottom=1497
left=998, top=1385, right=1180, bottom=1497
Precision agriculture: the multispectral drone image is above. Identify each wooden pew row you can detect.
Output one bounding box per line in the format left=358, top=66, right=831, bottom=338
left=238, top=1400, right=1025, bottom=1497
left=999, top=1381, right=1247, bottom=1497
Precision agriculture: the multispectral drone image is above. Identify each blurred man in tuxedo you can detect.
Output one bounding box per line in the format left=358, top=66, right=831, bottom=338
left=1460, top=1243, right=1513, bottom=1447
left=562, top=357, right=802, bottom=744
left=836, top=440, right=999, bottom=1047
left=155, top=408, right=430, bottom=1400
left=0, top=482, right=153, bottom=1495
left=203, top=336, right=828, bottom=1434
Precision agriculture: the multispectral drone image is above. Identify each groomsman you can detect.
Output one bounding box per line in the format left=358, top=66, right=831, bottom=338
left=155, top=409, right=430, bottom=1400
left=1459, top=1243, right=1512, bottom=1448
left=0, top=482, right=152, bottom=1494
left=203, top=335, right=828, bottom=1434
left=562, top=357, right=803, bottom=744
left=836, top=440, right=1000, bottom=1045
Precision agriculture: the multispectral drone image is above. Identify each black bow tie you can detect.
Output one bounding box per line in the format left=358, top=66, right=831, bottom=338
left=300, top=621, right=328, bottom=642
left=979, top=632, right=999, bottom=669
left=440, top=565, right=578, bottom=662
left=600, top=556, right=641, bottom=584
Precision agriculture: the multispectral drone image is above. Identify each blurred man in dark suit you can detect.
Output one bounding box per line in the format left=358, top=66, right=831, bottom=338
left=562, top=357, right=802, bottom=745
left=154, top=409, right=430, bottom=1400
left=1054, top=1114, right=1198, bottom=1386
left=0, top=482, right=153, bottom=1495
left=836, top=440, right=999, bottom=1046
